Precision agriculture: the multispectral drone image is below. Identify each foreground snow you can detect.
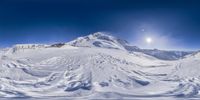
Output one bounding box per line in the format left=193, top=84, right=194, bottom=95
left=0, top=32, right=199, bottom=99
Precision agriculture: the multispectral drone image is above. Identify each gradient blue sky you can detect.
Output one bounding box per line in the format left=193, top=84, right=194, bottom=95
left=1, top=0, right=200, bottom=50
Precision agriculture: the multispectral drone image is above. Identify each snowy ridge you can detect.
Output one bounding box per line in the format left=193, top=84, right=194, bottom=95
left=13, top=44, right=49, bottom=50
left=6, top=44, right=50, bottom=54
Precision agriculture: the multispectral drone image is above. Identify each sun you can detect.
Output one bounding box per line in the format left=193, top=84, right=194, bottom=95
left=146, top=37, right=153, bottom=44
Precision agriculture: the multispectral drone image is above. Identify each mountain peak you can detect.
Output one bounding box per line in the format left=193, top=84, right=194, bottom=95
left=67, top=32, right=130, bottom=50
left=92, top=32, right=110, bottom=37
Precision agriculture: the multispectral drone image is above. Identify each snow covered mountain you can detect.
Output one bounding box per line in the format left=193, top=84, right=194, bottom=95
left=68, top=32, right=191, bottom=60
left=67, top=32, right=131, bottom=50
left=0, top=32, right=199, bottom=99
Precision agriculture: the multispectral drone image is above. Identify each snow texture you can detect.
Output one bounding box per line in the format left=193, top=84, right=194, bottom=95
left=0, top=32, right=198, bottom=99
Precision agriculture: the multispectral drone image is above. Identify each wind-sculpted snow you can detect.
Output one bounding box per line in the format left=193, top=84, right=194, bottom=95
left=0, top=45, right=199, bottom=99
left=0, top=33, right=199, bottom=99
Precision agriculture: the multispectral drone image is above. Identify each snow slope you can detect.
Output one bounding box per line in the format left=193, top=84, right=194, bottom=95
left=0, top=33, right=199, bottom=99
left=0, top=46, right=168, bottom=97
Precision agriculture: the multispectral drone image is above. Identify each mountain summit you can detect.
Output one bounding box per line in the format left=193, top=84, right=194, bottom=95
left=67, top=32, right=136, bottom=51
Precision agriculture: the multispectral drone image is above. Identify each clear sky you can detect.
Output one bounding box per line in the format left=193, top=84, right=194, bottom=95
left=1, top=0, right=200, bottom=50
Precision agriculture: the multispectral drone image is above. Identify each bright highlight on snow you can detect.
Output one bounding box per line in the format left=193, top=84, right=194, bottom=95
left=146, top=37, right=153, bottom=44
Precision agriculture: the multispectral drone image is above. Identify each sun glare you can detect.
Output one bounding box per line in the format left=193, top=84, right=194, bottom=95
left=146, top=37, right=152, bottom=44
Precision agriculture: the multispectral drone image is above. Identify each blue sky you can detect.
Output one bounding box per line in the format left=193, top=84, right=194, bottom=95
left=1, top=0, right=200, bottom=50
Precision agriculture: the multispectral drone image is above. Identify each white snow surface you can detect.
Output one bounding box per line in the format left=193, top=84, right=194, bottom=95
left=0, top=32, right=199, bottom=99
